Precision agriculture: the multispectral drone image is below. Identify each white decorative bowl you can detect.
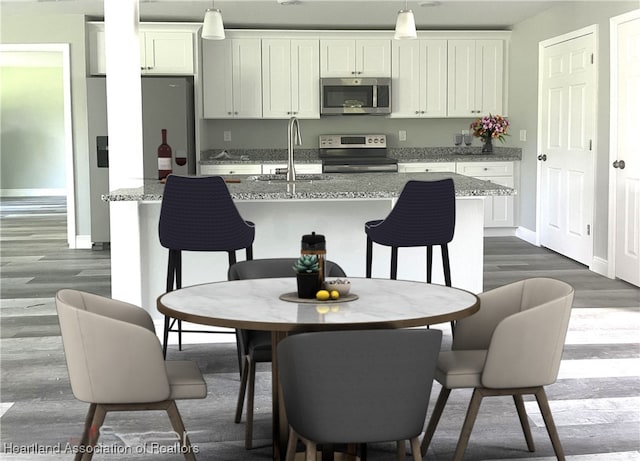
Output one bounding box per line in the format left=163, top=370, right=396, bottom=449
left=324, top=279, right=351, bottom=296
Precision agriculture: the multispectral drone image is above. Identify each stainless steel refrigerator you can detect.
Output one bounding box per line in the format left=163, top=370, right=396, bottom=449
left=87, top=76, right=196, bottom=244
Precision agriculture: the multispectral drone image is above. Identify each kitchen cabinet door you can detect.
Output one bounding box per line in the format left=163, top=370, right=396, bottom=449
left=321, top=39, right=390, bottom=77
left=203, top=39, right=262, bottom=119
left=447, top=39, right=504, bottom=117
left=391, top=40, right=447, bottom=118
left=142, top=31, right=194, bottom=75
left=262, top=39, right=320, bottom=119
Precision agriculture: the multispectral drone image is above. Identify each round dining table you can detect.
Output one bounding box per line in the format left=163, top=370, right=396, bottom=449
left=157, top=277, right=480, bottom=460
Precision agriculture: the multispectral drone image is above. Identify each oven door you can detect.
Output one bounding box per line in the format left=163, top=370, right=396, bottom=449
left=321, top=78, right=390, bottom=115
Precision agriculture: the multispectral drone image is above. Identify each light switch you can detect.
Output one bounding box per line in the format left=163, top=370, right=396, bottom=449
left=399, top=130, right=407, bottom=141
left=224, top=131, right=232, bottom=142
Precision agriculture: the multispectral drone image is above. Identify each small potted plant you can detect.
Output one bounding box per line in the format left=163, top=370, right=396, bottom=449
left=293, top=254, right=321, bottom=298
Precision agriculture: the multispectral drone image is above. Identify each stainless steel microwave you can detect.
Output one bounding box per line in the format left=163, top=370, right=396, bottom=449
left=320, top=77, right=391, bottom=115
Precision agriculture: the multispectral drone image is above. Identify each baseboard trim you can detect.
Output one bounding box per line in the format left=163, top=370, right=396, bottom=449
left=590, top=256, right=610, bottom=278
left=515, top=226, right=538, bottom=246
left=75, top=235, right=92, bottom=250
left=0, top=188, right=66, bottom=197
left=484, top=227, right=517, bottom=237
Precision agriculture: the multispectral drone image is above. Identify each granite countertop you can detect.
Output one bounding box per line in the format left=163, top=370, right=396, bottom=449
left=199, top=147, right=522, bottom=165
left=104, top=172, right=515, bottom=202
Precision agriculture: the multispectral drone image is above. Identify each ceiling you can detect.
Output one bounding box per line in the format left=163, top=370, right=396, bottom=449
left=0, top=0, right=583, bottom=30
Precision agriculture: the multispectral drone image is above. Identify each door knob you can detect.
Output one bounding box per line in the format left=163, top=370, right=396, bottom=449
left=613, top=160, right=626, bottom=170
left=537, top=154, right=547, bottom=161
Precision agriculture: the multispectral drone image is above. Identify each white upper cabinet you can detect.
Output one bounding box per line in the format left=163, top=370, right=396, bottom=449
left=320, top=39, right=391, bottom=77
left=202, top=38, right=263, bottom=119
left=391, top=39, right=447, bottom=118
left=87, top=23, right=194, bottom=75
left=141, top=31, right=194, bottom=74
left=447, top=39, right=504, bottom=117
left=262, top=39, right=320, bottom=119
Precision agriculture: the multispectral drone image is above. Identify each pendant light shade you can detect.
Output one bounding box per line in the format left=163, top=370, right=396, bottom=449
left=202, top=8, right=225, bottom=40
left=394, top=9, right=417, bottom=39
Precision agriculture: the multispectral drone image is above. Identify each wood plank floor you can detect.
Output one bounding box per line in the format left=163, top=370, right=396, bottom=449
left=1, top=196, right=638, bottom=460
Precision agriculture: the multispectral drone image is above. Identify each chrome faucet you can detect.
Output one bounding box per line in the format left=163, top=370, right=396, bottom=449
left=287, top=116, right=303, bottom=182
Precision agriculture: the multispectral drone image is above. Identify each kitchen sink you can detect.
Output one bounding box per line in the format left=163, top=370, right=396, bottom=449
left=248, top=174, right=333, bottom=182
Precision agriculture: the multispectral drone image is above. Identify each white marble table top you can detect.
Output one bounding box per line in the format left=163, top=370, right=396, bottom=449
left=157, top=277, right=479, bottom=332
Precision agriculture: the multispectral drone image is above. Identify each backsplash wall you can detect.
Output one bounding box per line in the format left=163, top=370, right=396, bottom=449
left=199, top=117, right=510, bottom=151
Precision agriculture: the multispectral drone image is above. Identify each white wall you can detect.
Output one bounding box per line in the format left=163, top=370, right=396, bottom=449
left=0, top=53, right=66, bottom=194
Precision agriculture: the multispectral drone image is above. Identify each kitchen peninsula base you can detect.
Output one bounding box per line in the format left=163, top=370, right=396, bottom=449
left=109, top=196, right=484, bottom=327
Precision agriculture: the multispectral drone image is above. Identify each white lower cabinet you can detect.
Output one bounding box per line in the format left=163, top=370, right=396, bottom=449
left=200, top=164, right=262, bottom=176
left=398, top=162, right=456, bottom=173
left=456, top=162, right=515, bottom=227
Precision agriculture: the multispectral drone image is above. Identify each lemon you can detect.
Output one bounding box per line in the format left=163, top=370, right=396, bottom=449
left=330, top=290, right=340, bottom=300
left=316, top=290, right=330, bottom=301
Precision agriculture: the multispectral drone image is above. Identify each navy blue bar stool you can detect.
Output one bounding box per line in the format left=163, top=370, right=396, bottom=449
left=365, top=179, right=456, bottom=332
left=159, top=175, right=255, bottom=358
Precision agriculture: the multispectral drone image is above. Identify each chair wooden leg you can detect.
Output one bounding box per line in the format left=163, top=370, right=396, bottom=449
left=426, top=245, right=433, bottom=284
left=396, top=440, right=405, bottom=461
left=513, top=394, right=535, bottom=452
left=421, top=386, right=451, bottom=456
left=285, top=427, right=299, bottom=461
left=228, top=250, right=237, bottom=267
left=535, top=387, right=566, bottom=461
left=165, top=400, right=197, bottom=461
left=83, top=404, right=107, bottom=461
left=246, top=245, right=253, bottom=261
left=366, top=237, right=373, bottom=278
left=391, top=247, right=398, bottom=280
left=75, top=404, right=97, bottom=461
left=235, top=356, right=249, bottom=423
left=452, top=388, right=485, bottom=461
left=177, top=319, right=183, bottom=351
left=245, top=357, right=257, bottom=449
left=162, top=316, right=171, bottom=358
left=410, top=436, right=423, bottom=461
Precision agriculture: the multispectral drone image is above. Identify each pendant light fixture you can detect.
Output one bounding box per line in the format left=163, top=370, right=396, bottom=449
left=202, top=2, right=225, bottom=40
left=394, top=0, right=417, bottom=40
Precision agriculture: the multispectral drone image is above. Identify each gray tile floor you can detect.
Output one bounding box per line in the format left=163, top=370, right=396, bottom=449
left=1, top=197, right=639, bottom=460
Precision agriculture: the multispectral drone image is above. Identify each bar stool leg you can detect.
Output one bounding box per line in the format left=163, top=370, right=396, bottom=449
left=390, top=247, right=398, bottom=280
left=426, top=245, right=433, bottom=284
left=366, top=237, right=373, bottom=278
left=441, top=244, right=456, bottom=337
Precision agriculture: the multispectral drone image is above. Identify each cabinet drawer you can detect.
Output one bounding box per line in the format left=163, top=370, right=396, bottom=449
left=200, top=164, right=261, bottom=176
left=262, top=163, right=322, bottom=174
left=456, top=162, right=513, bottom=177
left=399, top=162, right=455, bottom=173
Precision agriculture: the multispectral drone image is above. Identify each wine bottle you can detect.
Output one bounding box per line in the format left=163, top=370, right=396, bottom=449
left=157, top=128, right=172, bottom=180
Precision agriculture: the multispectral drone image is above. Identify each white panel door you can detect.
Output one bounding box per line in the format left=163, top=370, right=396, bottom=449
left=539, top=32, right=596, bottom=266
left=320, top=40, right=355, bottom=76
left=612, top=11, right=640, bottom=286
left=262, top=39, right=293, bottom=118
left=356, top=39, right=391, bottom=77
left=291, top=39, right=320, bottom=119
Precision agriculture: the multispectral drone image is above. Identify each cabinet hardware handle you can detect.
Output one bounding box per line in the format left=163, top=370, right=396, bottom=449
left=537, top=154, right=547, bottom=161
left=613, top=160, right=626, bottom=170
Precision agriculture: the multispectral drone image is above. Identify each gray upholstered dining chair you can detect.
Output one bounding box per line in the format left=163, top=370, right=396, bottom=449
left=55, top=289, right=207, bottom=461
left=278, top=329, right=443, bottom=461
left=420, top=277, right=574, bottom=461
left=227, top=257, right=347, bottom=449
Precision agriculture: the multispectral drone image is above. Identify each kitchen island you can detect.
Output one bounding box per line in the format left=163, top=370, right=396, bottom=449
left=105, top=172, right=513, bottom=330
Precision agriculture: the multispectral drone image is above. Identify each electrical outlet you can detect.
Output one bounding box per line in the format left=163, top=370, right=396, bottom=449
left=519, top=129, right=527, bottom=142
left=399, top=130, right=407, bottom=141
left=224, top=131, right=232, bottom=142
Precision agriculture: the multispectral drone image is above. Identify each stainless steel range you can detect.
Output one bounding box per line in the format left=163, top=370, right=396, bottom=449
left=319, top=134, right=398, bottom=173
